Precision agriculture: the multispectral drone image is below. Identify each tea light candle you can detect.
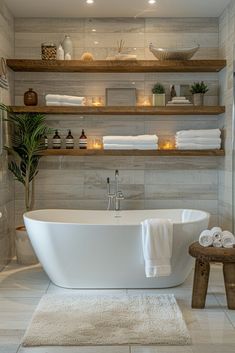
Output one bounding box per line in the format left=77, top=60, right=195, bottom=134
left=92, top=97, right=103, bottom=106
left=92, top=138, right=102, bottom=149
left=162, top=141, right=174, bottom=150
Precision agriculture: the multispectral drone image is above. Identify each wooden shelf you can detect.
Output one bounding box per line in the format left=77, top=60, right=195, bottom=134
left=10, top=106, right=225, bottom=115
left=6, top=59, right=226, bottom=73
left=42, top=149, right=225, bottom=157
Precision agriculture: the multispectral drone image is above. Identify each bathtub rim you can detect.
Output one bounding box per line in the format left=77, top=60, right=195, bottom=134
left=24, top=208, right=210, bottom=227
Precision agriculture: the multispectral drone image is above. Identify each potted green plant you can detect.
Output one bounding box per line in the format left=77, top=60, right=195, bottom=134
left=190, top=81, right=209, bottom=106
left=152, top=83, right=166, bottom=106
left=0, top=104, right=51, bottom=265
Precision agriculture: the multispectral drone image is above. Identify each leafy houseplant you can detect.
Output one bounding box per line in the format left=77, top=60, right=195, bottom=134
left=152, top=83, right=166, bottom=106
left=0, top=103, right=51, bottom=264
left=190, top=81, right=209, bottom=106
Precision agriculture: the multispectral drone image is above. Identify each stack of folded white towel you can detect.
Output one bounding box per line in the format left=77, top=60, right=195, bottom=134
left=167, top=96, right=192, bottom=106
left=199, top=227, right=235, bottom=248
left=45, top=94, right=86, bottom=106
left=103, top=135, right=158, bottom=150
left=175, top=129, right=221, bottom=150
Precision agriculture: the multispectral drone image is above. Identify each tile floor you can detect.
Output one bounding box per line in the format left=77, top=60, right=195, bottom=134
left=0, top=261, right=234, bottom=353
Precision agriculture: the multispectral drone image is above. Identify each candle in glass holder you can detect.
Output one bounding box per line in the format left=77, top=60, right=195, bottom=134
left=92, top=138, right=102, bottom=149
left=137, top=96, right=151, bottom=106
left=162, top=141, right=174, bottom=150
left=92, top=97, right=103, bottom=106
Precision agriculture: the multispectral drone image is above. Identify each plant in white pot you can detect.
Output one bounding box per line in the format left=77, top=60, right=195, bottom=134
left=152, top=83, right=166, bottom=107
left=190, top=81, right=209, bottom=106
left=0, top=104, right=51, bottom=265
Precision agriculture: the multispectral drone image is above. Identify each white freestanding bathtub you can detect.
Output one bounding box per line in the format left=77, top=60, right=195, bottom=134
left=24, top=209, right=209, bottom=289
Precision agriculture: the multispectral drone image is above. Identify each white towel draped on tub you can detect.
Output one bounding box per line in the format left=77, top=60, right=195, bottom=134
left=141, top=219, right=173, bottom=278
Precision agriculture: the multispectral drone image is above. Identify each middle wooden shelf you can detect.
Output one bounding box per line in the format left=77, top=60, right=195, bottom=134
left=10, top=105, right=225, bottom=116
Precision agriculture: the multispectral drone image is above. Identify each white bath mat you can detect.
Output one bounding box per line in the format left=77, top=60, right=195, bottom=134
left=22, top=294, right=191, bottom=347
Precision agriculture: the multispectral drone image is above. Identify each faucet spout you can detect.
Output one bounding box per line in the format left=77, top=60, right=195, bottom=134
left=106, top=170, right=125, bottom=211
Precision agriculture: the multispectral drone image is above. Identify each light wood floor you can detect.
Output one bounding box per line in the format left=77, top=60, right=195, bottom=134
left=0, top=260, right=234, bottom=353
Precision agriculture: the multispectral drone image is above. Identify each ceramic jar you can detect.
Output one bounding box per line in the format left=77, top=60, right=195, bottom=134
left=152, top=93, right=166, bottom=107
left=193, top=93, right=204, bottom=106
left=24, top=88, right=38, bottom=106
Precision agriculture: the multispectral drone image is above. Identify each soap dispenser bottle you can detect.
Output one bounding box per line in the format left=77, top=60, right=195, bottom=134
left=52, top=130, right=61, bottom=149
left=65, top=130, right=74, bottom=149
left=79, top=129, right=87, bottom=149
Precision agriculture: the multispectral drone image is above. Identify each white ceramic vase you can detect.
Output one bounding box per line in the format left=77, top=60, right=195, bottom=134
left=15, top=226, right=38, bottom=265
left=62, top=35, right=73, bottom=59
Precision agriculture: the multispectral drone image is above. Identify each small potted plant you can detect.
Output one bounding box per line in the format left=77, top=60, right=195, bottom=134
left=190, top=81, right=209, bottom=106
left=152, top=83, right=166, bottom=106
left=0, top=104, right=51, bottom=265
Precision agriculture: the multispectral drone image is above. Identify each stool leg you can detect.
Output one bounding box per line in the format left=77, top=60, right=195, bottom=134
left=192, top=259, right=210, bottom=309
left=223, top=263, right=235, bottom=310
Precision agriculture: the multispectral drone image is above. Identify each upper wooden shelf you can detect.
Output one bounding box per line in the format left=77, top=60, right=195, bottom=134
left=6, top=59, right=226, bottom=73
left=10, top=106, right=225, bottom=115
left=43, top=149, right=225, bottom=157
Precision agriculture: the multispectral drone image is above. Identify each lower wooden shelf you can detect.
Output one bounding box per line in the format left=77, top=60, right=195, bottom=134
left=42, top=149, right=225, bottom=157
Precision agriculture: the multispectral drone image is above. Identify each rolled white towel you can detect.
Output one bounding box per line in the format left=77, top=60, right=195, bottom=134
left=222, top=231, right=235, bottom=248
left=176, top=129, right=221, bottom=138
left=103, top=144, right=158, bottom=150
left=211, top=227, right=223, bottom=241
left=103, top=135, right=158, bottom=145
left=176, top=138, right=221, bottom=145
left=45, top=94, right=85, bottom=104
left=213, top=239, right=223, bottom=248
left=199, top=230, right=213, bottom=247
left=46, top=101, right=86, bottom=106
left=176, top=143, right=221, bottom=150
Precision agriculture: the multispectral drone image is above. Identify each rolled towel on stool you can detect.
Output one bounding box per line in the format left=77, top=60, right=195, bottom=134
left=213, top=238, right=223, bottom=248
left=199, top=230, right=213, bottom=247
left=222, top=231, right=235, bottom=248
left=211, top=226, right=223, bottom=241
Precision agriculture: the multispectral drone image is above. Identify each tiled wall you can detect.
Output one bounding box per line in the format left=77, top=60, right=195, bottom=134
left=14, top=17, right=222, bottom=226
left=218, top=0, right=235, bottom=231
left=0, top=0, right=15, bottom=270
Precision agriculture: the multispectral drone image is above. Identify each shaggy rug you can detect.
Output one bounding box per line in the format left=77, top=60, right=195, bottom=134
left=22, top=294, right=191, bottom=346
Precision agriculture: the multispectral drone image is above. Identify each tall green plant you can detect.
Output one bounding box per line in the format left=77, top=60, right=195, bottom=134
left=0, top=104, right=51, bottom=212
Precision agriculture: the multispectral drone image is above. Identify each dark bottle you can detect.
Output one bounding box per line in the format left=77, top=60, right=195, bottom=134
left=44, top=135, right=48, bottom=149
left=52, top=130, right=61, bottom=149
left=79, top=129, right=87, bottom=149
left=170, top=85, right=177, bottom=99
left=24, top=88, right=38, bottom=106
left=65, top=130, right=74, bottom=149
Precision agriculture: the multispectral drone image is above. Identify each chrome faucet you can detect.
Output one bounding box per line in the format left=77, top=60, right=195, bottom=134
left=106, top=170, right=125, bottom=211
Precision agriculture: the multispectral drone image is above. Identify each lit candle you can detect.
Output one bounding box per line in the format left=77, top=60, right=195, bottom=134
left=92, top=97, right=103, bottom=106
left=162, top=141, right=174, bottom=150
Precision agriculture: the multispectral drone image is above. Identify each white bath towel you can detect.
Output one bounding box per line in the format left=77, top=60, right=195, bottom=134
left=45, top=94, right=86, bottom=104
left=176, top=129, right=221, bottom=138
left=103, top=135, right=158, bottom=145
left=199, top=230, right=213, bottom=247
left=176, top=138, right=221, bottom=145
left=46, top=101, right=86, bottom=106
left=168, top=100, right=191, bottom=104
left=213, top=239, right=223, bottom=248
left=211, top=227, right=223, bottom=241
left=176, top=143, right=221, bottom=150
left=103, top=144, right=158, bottom=150
left=141, top=219, right=173, bottom=277
left=222, top=231, right=235, bottom=248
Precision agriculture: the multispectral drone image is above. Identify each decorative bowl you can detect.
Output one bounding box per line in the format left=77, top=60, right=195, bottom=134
left=149, top=43, right=200, bottom=61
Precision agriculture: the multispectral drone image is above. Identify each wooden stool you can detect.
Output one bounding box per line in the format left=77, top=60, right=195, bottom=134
left=189, top=242, right=235, bottom=310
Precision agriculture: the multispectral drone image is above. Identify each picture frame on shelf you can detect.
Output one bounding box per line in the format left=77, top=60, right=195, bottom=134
left=106, top=88, right=137, bottom=106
